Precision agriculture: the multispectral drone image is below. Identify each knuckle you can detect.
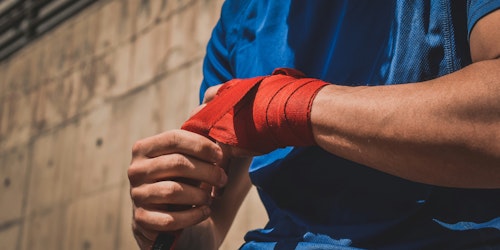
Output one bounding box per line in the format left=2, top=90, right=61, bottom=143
left=127, top=162, right=145, bottom=185
left=192, top=142, right=209, bottom=156
left=170, top=153, right=191, bottom=170
left=163, top=131, right=180, bottom=149
left=134, top=207, right=146, bottom=223
left=161, top=181, right=182, bottom=199
left=159, top=215, right=176, bottom=230
left=127, top=165, right=139, bottom=180
left=131, top=140, right=145, bottom=157
left=130, top=188, right=143, bottom=203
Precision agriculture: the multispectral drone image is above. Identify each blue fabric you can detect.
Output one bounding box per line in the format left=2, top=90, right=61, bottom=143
left=200, top=1, right=500, bottom=249
left=468, top=0, right=500, bottom=37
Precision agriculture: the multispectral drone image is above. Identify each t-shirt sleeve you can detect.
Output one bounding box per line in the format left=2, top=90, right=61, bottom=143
left=467, top=0, right=500, bottom=37
left=199, top=19, right=232, bottom=103
left=200, top=0, right=252, bottom=103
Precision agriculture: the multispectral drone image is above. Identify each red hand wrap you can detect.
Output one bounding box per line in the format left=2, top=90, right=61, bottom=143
left=181, top=68, right=328, bottom=154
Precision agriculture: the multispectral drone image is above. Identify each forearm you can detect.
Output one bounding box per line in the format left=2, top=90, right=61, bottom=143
left=175, top=157, right=253, bottom=249
left=210, top=157, right=253, bottom=245
left=311, top=58, right=500, bottom=188
left=174, top=219, right=217, bottom=250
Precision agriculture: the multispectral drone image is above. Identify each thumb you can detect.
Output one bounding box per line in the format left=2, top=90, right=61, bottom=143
left=188, top=103, right=207, bottom=118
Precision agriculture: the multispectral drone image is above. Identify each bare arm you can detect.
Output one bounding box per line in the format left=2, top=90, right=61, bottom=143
left=176, top=155, right=252, bottom=249
left=175, top=84, right=256, bottom=249
left=178, top=85, right=255, bottom=249
left=310, top=10, right=500, bottom=188
left=129, top=81, right=254, bottom=250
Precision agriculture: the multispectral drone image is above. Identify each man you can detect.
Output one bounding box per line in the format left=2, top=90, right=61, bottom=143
left=128, top=1, right=500, bottom=249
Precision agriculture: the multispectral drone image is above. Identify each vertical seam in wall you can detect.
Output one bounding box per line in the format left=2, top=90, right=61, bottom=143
left=16, top=141, right=34, bottom=250
left=113, top=168, right=128, bottom=250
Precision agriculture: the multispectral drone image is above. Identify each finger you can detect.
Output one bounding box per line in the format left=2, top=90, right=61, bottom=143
left=134, top=205, right=211, bottom=232
left=189, top=104, right=207, bottom=117
left=131, top=181, right=212, bottom=206
left=132, top=230, right=155, bottom=250
left=202, top=84, right=223, bottom=103
left=219, top=142, right=260, bottom=158
left=140, top=154, right=227, bottom=187
left=129, top=153, right=227, bottom=189
left=131, top=129, right=222, bottom=162
left=199, top=182, right=213, bottom=192
left=132, top=220, right=158, bottom=247
left=211, top=146, right=231, bottom=198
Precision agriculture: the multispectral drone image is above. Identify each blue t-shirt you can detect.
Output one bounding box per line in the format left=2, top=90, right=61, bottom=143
left=200, top=1, right=500, bottom=249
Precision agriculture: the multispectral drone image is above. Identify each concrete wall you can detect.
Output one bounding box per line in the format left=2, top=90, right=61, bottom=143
left=0, top=0, right=267, bottom=249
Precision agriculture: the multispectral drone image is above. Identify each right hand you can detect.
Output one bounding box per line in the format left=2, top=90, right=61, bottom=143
left=128, top=129, right=228, bottom=249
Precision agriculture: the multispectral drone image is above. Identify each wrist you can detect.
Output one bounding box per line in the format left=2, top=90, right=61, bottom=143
left=182, top=68, right=329, bottom=154
left=174, top=219, right=218, bottom=250
left=310, top=84, right=342, bottom=147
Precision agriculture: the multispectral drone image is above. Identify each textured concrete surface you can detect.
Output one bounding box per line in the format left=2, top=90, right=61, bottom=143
left=0, top=0, right=267, bottom=249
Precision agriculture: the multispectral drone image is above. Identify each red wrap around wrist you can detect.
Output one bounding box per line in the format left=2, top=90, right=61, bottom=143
left=181, top=68, right=328, bottom=154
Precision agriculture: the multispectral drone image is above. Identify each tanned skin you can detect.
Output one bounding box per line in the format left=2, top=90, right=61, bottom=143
left=128, top=9, right=500, bottom=250
left=311, top=9, right=500, bottom=188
